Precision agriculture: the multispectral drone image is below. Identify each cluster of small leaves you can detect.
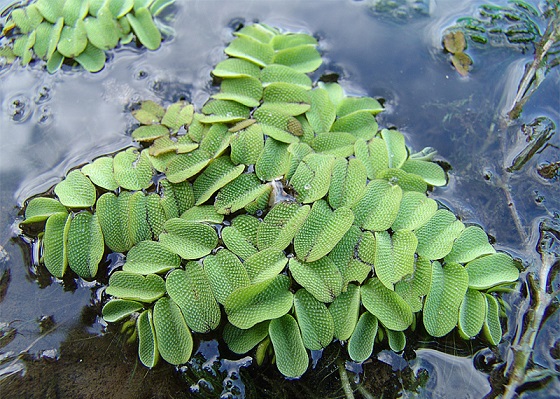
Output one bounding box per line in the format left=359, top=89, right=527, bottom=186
left=21, top=23, right=520, bottom=379
left=442, top=31, right=473, bottom=77
left=450, top=0, right=559, bottom=54
left=0, top=0, right=174, bottom=72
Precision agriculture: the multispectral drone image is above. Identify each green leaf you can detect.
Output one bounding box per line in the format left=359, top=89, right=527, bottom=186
left=269, top=314, right=309, bottom=378
left=102, top=299, right=144, bottom=322
left=253, top=105, right=302, bottom=143
left=244, top=249, right=287, bottom=284
left=225, top=275, right=293, bottom=329
left=255, top=138, right=291, bottom=181
left=113, top=148, right=154, bottom=190
left=445, top=226, right=496, bottom=264
left=149, top=136, right=198, bottom=157
left=203, top=249, right=250, bottom=304
left=62, top=0, right=89, bottom=27
left=294, top=200, right=354, bottom=262
left=165, top=149, right=212, bottom=183
left=361, top=278, right=413, bottom=331
left=305, top=87, right=336, bottom=133
left=224, top=35, right=274, bottom=67
left=465, top=253, right=519, bottom=290
left=132, top=100, right=165, bottom=125
left=329, top=226, right=371, bottom=289
left=153, top=297, right=193, bottom=365
left=193, top=156, right=244, bottom=205
left=262, top=82, right=311, bottom=114
left=133, top=0, right=155, bottom=12
left=67, top=212, right=104, bottom=279
left=212, top=58, right=261, bottom=78
left=43, top=212, right=71, bottom=278
left=458, top=289, right=486, bottom=338
left=331, top=111, right=378, bottom=141
left=423, top=262, right=469, bottom=337
left=272, top=44, right=322, bottom=73
left=260, top=64, right=312, bottom=88
left=46, top=18, right=64, bottom=59
left=180, top=205, right=223, bottom=224
left=377, top=168, right=428, bottom=193
left=22, top=198, right=67, bottom=224
left=54, top=170, right=96, bottom=208
left=123, top=240, right=181, bottom=275
left=107, top=0, right=134, bottom=18
left=75, top=42, right=106, bottom=72
left=386, top=329, right=406, bottom=352
left=271, top=33, right=317, bottom=50
left=310, top=132, right=356, bottom=157
left=35, top=0, right=64, bottom=24
left=212, top=76, right=263, bottom=107
left=328, top=283, right=361, bottom=341
left=374, top=230, right=418, bottom=290
left=328, top=158, right=367, bottom=209
left=127, top=7, right=161, bottom=50
left=391, top=191, right=438, bottom=231
left=289, top=257, right=343, bottom=303
left=214, top=173, right=270, bottom=214
left=415, top=210, right=465, bottom=260
left=96, top=192, right=132, bottom=252
left=46, top=50, right=64, bottom=73
left=199, top=123, right=232, bottom=158
left=294, top=289, right=334, bottom=350
left=11, top=5, right=43, bottom=34
left=145, top=193, right=167, bottom=237
left=166, top=263, right=221, bottom=333
left=352, top=179, right=402, bottom=231
left=482, top=294, right=502, bottom=345
left=401, top=160, right=447, bottom=186
left=221, top=216, right=259, bottom=260
left=257, top=202, right=310, bottom=251
left=81, top=157, right=119, bottom=191
left=235, top=23, right=278, bottom=43
left=57, top=19, right=88, bottom=58
left=223, top=321, right=270, bottom=354
left=348, top=312, right=378, bottom=363
left=131, top=124, right=169, bottom=142
left=290, top=153, right=335, bottom=203
left=124, top=191, right=152, bottom=245
left=337, top=96, right=383, bottom=117
left=161, top=102, right=194, bottom=133
left=159, top=218, right=218, bottom=259
left=394, top=257, right=432, bottom=312
left=106, top=271, right=166, bottom=302
left=381, top=129, right=408, bottom=169
left=354, top=138, right=389, bottom=180
left=200, top=99, right=250, bottom=123
left=286, top=142, right=313, bottom=180
left=230, top=124, right=264, bottom=166
left=84, top=6, right=120, bottom=50
left=137, top=309, right=159, bottom=368
left=32, top=22, right=52, bottom=59
left=149, top=0, right=174, bottom=16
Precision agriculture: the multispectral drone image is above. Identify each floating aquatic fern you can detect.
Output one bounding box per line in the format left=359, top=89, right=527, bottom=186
left=0, top=0, right=175, bottom=72
left=19, top=22, right=520, bottom=378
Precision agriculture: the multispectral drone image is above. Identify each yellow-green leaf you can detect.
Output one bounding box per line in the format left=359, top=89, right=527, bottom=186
left=269, top=314, right=309, bottom=378
left=67, top=212, right=104, bottom=279
left=54, top=170, right=96, bottom=208
left=153, top=297, right=193, bottom=365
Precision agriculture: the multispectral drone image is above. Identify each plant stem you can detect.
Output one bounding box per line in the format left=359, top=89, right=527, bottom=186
left=337, top=358, right=355, bottom=399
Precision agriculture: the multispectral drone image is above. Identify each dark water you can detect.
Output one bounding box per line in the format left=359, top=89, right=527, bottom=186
left=0, top=0, right=558, bottom=398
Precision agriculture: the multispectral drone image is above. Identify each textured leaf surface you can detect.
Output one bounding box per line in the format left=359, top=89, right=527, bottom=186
left=153, top=297, right=193, bottom=365
left=290, top=153, right=335, bottom=203
left=132, top=124, right=169, bottom=142
left=445, top=226, right=496, bottom=264
left=213, top=76, right=263, bottom=107
left=466, top=253, right=519, bottom=290
left=193, top=156, right=244, bottom=205
left=269, top=314, right=309, bottom=378
left=328, top=283, right=361, bottom=340
left=230, top=124, right=264, bottom=165
left=328, top=158, right=367, bottom=209
left=262, top=82, right=311, bottom=114
left=96, top=192, right=131, bottom=252
left=81, top=157, right=119, bottom=191
left=159, top=218, right=218, bottom=259
left=394, top=257, right=432, bottom=312
left=374, top=230, right=418, bottom=290
left=180, top=205, right=223, bottom=224
left=391, top=191, right=438, bottom=231
left=458, top=289, right=486, bottom=338
left=23, top=198, right=67, bottom=224
left=84, top=6, right=119, bottom=50
left=255, top=138, right=291, bottom=181
left=166, top=264, right=221, bottom=333
left=294, top=289, right=334, bottom=350
left=361, top=278, right=413, bottom=331
left=214, top=173, right=270, bottom=214
left=401, top=160, right=446, bottom=186
left=257, top=202, right=310, bottom=250
left=310, top=132, right=356, bottom=157
left=132, top=100, right=165, bottom=125
left=377, top=168, right=428, bottom=193
left=381, top=129, right=408, bottom=169
left=137, top=309, right=159, bottom=368
left=352, top=179, right=402, bottom=231
left=423, top=262, right=469, bottom=337
left=75, top=42, right=106, bottom=72
left=482, top=294, right=502, bottom=345
left=294, top=200, right=354, bottom=262
left=223, top=321, right=270, bottom=354
left=272, top=44, right=321, bottom=73
left=57, top=20, right=87, bottom=58
left=386, top=329, right=406, bottom=352
left=331, top=110, right=378, bottom=141
left=221, top=227, right=258, bottom=261
left=289, top=257, right=343, bottom=303
left=348, top=312, right=378, bottom=363
left=123, top=240, right=180, bottom=275
left=165, top=149, right=211, bottom=184
left=102, top=299, right=144, bottom=322
left=225, top=275, right=293, bottom=329
left=54, top=170, right=96, bottom=208
left=213, top=58, right=261, bottom=78
left=225, top=35, right=274, bottom=67
left=306, top=88, right=336, bottom=133
left=204, top=249, right=250, bottom=304
left=127, top=7, right=161, bottom=50
left=415, top=210, right=465, bottom=260
left=106, top=271, right=166, bottom=302
left=67, top=212, right=104, bottom=279
left=43, top=212, right=71, bottom=277
left=201, top=99, right=250, bottom=123
left=337, top=97, right=383, bottom=117
left=161, top=102, right=194, bottom=133
left=113, top=148, right=153, bottom=190
left=244, top=249, right=287, bottom=284
left=354, top=138, right=389, bottom=180
left=260, top=64, right=312, bottom=88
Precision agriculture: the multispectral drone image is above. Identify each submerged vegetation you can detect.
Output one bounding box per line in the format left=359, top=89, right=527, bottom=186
left=18, top=22, right=521, bottom=380
left=0, top=0, right=175, bottom=72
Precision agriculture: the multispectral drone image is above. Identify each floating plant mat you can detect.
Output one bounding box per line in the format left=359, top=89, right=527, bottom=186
left=19, top=22, right=520, bottom=379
